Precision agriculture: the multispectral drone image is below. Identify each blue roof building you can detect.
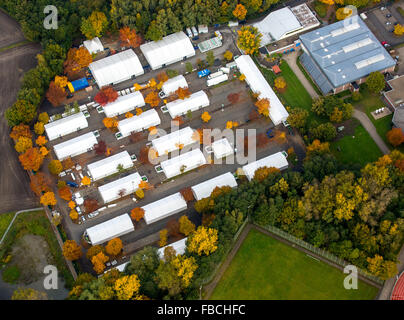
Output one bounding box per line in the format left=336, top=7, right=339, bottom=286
left=299, top=16, right=396, bottom=95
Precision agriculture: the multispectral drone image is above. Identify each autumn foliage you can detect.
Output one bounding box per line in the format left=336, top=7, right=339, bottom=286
left=103, top=117, right=119, bottom=129
left=176, top=87, right=191, bottom=100
left=40, top=192, right=57, bottom=206
left=255, top=98, right=270, bottom=117
left=30, top=172, right=52, bottom=196
left=48, top=160, right=63, bottom=175
left=10, top=124, right=32, bottom=141
left=84, top=198, right=99, bottom=213
left=19, top=147, right=44, bottom=171
left=144, top=91, right=160, bottom=107
left=105, top=238, right=123, bottom=256
left=386, top=128, right=404, bottom=147
left=91, top=251, right=109, bottom=274
left=58, top=186, right=72, bottom=201
left=232, top=3, right=247, bottom=20
left=94, top=86, right=118, bottom=106
left=63, top=240, right=82, bottom=261
left=237, top=26, right=262, bottom=55
left=46, top=81, right=67, bottom=107
left=201, top=111, right=211, bottom=123
left=130, top=207, right=145, bottom=221
left=119, top=26, right=143, bottom=48
left=180, top=187, right=195, bottom=202
left=179, top=215, right=196, bottom=236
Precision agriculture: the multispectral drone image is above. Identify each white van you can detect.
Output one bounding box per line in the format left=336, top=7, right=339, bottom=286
left=191, top=26, right=198, bottom=37
left=186, top=27, right=193, bottom=38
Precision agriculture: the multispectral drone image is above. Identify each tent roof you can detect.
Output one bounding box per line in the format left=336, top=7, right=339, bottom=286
left=118, top=109, right=161, bottom=137
left=103, top=91, right=145, bottom=117
left=85, top=214, right=134, bottom=245
left=160, top=149, right=207, bottom=179
left=87, top=151, right=134, bottom=181
left=166, top=90, right=210, bottom=119
left=158, top=237, right=188, bottom=259
left=211, top=138, right=234, bottom=159
left=191, top=172, right=237, bottom=201
left=152, top=126, right=195, bottom=155
left=161, top=75, right=188, bottom=95
left=45, top=112, right=88, bottom=141
left=142, top=192, right=187, bottom=225
left=89, top=49, right=144, bottom=88
left=242, top=152, right=289, bottom=181
left=140, top=32, right=195, bottom=69
left=98, top=172, right=142, bottom=203
left=235, top=55, right=289, bottom=125
left=83, top=37, right=104, bottom=54
left=53, top=132, right=97, bottom=160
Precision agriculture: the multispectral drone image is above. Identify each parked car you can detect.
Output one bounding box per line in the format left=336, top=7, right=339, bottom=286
left=197, top=69, right=211, bottom=78
left=381, top=6, right=386, bottom=10
left=186, top=27, right=193, bottom=38
left=76, top=206, right=82, bottom=214
left=386, top=14, right=392, bottom=18
left=191, top=26, right=199, bottom=37
left=386, top=21, right=392, bottom=25
left=66, top=181, right=79, bottom=188
left=266, top=129, right=274, bottom=139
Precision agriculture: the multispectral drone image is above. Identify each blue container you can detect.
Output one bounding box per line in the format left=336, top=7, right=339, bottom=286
left=71, top=78, right=89, bottom=91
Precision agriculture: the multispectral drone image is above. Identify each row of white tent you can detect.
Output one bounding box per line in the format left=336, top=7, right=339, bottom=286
left=87, top=151, right=134, bottom=181
left=103, top=91, right=145, bottom=118
left=45, top=112, right=88, bottom=141
left=165, top=90, right=210, bottom=119
left=161, top=75, right=188, bottom=96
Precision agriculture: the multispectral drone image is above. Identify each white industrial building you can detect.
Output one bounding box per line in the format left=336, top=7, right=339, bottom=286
left=118, top=109, right=161, bottom=137
left=45, top=112, right=88, bottom=141
left=152, top=126, right=196, bottom=156
left=83, top=37, right=104, bottom=54
left=160, top=149, right=207, bottom=179
left=140, top=32, right=195, bottom=70
left=53, top=132, right=97, bottom=160
left=89, top=49, right=144, bottom=88
left=191, top=172, right=237, bottom=201
left=235, top=55, right=289, bottom=125
left=103, top=91, right=145, bottom=118
left=87, top=151, right=134, bottom=181
left=161, top=75, right=188, bottom=96
left=158, top=237, right=188, bottom=259
left=84, top=214, right=134, bottom=245
left=242, top=152, right=289, bottom=181
left=211, top=138, right=234, bottom=159
left=98, top=172, right=142, bottom=204
left=165, top=90, right=210, bottom=119
left=142, top=192, right=187, bottom=225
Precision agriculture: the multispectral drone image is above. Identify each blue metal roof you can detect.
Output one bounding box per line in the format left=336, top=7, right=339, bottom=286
left=299, top=16, right=396, bottom=88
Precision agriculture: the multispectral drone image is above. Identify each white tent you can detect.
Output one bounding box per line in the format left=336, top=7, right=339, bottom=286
left=211, top=138, right=234, bottom=159
left=98, top=172, right=142, bottom=204
left=84, top=214, right=134, bottom=245
left=103, top=91, right=145, bottom=117
left=235, top=55, right=289, bottom=125
left=53, top=132, right=97, bottom=160
left=142, top=192, right=187, bottom=225
left=140, top=32, right=195, bottom=70
left=152, top=126, right=196, bottom=156
left=166, top=90, right=210, bottom=119
left=161, top=75, right=188, bottom=96
left=158, top=237, right=188, bottom=259
left=45, top=112, right=88, bottom=141
left=87, top=151, right=134, bottom=181
left=83, top=37, right=104, bottom=54
left=160, top=149, right=207, bottom=179
left=242, top=152, right=289, bottom=181
left=207, top=73, right=228, bottom=87
left=118, top=109, right=161, bottom=137
left=89, top=49, right=144, bottom=88
left=191, top=172, right=237, bottom=201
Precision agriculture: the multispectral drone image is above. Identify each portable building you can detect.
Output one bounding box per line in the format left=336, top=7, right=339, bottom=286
left=84, top=214, right=134, bottom=245
left=142, top=192, right=187, bottom=225
left=45, top=112, right=88, bottom=141
left=198, top=25, right=209, bottom=34
left=161, top=75, right=188, bottom=96
left=89, top=49, right=144, bottom=88
left=118, top=109, right=161, bottom=137
left=242, top=152, right=289, bottom=181
left=103, top=91, right=145, bottom=117
left=67, top=78, right=89, bottom=93
left=140, top=32, right=195, bottom=70
left=158, top=237, right=188, bottom=259
left=160, top=149, right=207, bottom=179
left=53, top=132, right=97, bottom=160
left=83, top=37, right=104, bottom=54
left=207, top=73, right=228, bottom=87
left=211, top=138, right=234, bottom=159
left=98, top=172, right=142, bottom=203
left=152, top=126, right=195, bottom=156
left=87, top=151, right=134, bottom=181
left=165, top=91, right=209, bottom=119
left=191, top=172, right=237, bottom=201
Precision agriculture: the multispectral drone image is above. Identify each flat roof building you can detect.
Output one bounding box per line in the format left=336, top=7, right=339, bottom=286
left=83, top=37, right=104, bottom=54
left=103, top=91, right=145, bottom=118
left=191, top=172, right=237, bottom=201
left=87, top=151, right=134, bottom=181
left=152, top=126, right=196, bottom=156
left=211, top=138, right=234, bottom=159
left=45, top=112, right=88, bottom=141
left=142, top=192, right=187, bottom=225
left=299, top=16, right=396, bottom=95
left=53, top=132, right=97, bottom=160
left=165, top=90, right=210, bottom=119
left=140, top=32, right=195, bottom=70
left=89, top=49, right=144, bottom=88
left=242, top=152, right=289, bottom=181
left=118, top=109, right=161, bottom=137
left=98, top=172, right=142, bottom=204
left=384, top=75, right=404, bottom=110
left=160, top=149, right=207, bottom=179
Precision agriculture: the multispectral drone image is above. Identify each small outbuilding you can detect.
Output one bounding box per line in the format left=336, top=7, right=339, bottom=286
left=83, top=37, right=104, bottom=54
left=142, top=192, right=187, bottom=225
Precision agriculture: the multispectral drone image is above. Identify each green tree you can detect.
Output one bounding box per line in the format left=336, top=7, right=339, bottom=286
left=81, top=11, right=109, bottom=39
left=366, top=72, right=385, bottom=94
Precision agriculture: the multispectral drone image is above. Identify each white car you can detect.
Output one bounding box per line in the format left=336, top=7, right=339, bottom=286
left=191, top=26, right=198, bottom=37
left=186, top=27, right=193, bottom=38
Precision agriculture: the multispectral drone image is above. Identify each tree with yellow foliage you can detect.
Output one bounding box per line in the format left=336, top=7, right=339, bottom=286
left=39, top=146, right=49, bottom=157
left=62, top=240, right=82, bottom=261
left=274, top=77, right=286, bottom=90
left=239, top=74, right=246, bottom=81
left=335, top=7, right=353, bottom=20
left=394, top=24, right=404, bottom=36
left=105, top=238, right=123, bottom=256
left=223, top=50, right=233, bottom=61
left=81, top=176, right=91, bottom=186
left=237, top=26, right=262, bottom=55
left=91, top=251, right=109, bottom=274
left=68, top=201, right=76, bottom=210
left=159, top=229, right=168, bottom=247
left=319, top=0, right=334, bottom=5
left=40, top=191, right=57, bottom=206
left=48, top=159, right=63, bottom=175
left=255, top=98, right=270, bottom=117
left=103, top=117, right=118, bottom=129
left=15, top=136, right=32, bottom=153
left=69, top=209, right=79, bottom=221
left=187, top=226, right=218, bottom=256
left=54, top=75, right=68, bottom=88
left=144, top=91, right=160, bottom=107
left=34, top=122, right=45, bottom=135
left=179, top=215, right=195, bottom=236
left=233, top=3, right=247, bottom=20
left=201, top=111, right=211, bottom=123
left=114, top=274, right=141, bottom=300
left=135, top=107, right=143, bottom=116
left=306, top=139, right=330, bottom=158
left=135, top=188, right=145, bottom=199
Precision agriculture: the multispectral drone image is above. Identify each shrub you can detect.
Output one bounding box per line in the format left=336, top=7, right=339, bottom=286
left=2, top=265, right=21, bottom=284
left=166, top=69, right=178, bottom=78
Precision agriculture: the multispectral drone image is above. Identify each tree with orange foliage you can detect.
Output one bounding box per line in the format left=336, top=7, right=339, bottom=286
left=40, top=191, right=57, bottom=206
left=35, top=135, right=48, bottom=147
left=39, top=146, right=49, bottom=157
left=255, top=98, right=270, bottom=117
left=63, top=48, right=81, bottom=79
left=30, top=172, right=52, bottom=196
left=103, top=117, right=118, bottom=129
left=135, top=107, right=143, bottom=116
left=95, top=86, right=118, bottom=106
left=63, top=240, right=82, bottom=261
left=105, top=238, right=123, bottom=256
left=68, top=201, right=76, bottom=210
left=81, top=176, right=91, bottom=186
left=91, top=251, right=109, bottom=274
left=75, top=47, right=92, bottom=69
left=125, top=112, right=133, bottom=118
left=157, top=72, right=169, bottom=83
left=131, top=207, right=145, bottom=222
left=119, top=26, right=142, bottom=48
left=62, top=158, right=75, bottom=171
left=58, top=186, right=72, bottom=201
left=180, top=187, right=195, bottom=202
left=167, top=219, right=181, bottom=238
left=201, top=111, right=211, bottom=123
left=386, top=128, right=404, bottom=147
left=253, top=167, right=281, bottom=182
left=306, top=139, right=330, bottom=158
left=233, top=3, right=247, bottom=20
left=176, top=87, right=191, bottom=100
left=10, top=123, right=32, bottom=141
left=46, top=81, right=67, bottom=107
left=19, top=147, right=44, bottom=171
left=138, top=180, right=152, bottom=190
left=144, top=91, right=160, bottom=107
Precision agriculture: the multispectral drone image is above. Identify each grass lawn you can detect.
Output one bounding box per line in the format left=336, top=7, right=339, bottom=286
left=330, top=123, right=383, bottom=167
left=0, top=212, right=14, bottom=240
left=211, top=229, right=379, bottom=300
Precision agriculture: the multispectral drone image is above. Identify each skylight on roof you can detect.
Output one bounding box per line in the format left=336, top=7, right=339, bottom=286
left=355, top=53, right=385, bottom=69
left=342, top=38, right=373, bottom=53
left=330, top=22, right=360, bottom=37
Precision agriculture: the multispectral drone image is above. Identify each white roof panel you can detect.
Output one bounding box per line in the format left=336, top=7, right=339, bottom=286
left=103, top=91, right=145, bottom=117
left=158, top=237, right=188, bottom=259
left=118, top=109, right=161, bottom=137
left=83, top=37, right=104, bottom=54
left=160, top=149, right=207, bottom=179
left=161, top=75, right=188, bottom=95
left=191, top=172, right=237, bottom=201
left=211, top=138, right=234, bottom=159
left=53, top=132, right=97, bottom=160
left=166, top=90, right=210, bottom=119
left=142, top=192, right=187, bottom=225
left=89, top=49, right=144, bottom=88
left=87, top=151, right=134, bottom=181
left=152, top=126, right=195, bottom=156
left=98, top=172, right=142, bottom=203
left=242, top=152, right=289, bottom=181
left=45, top=112, right=88, bottom=141
left=235, top=55, right=289, bottom=125
left=207, top=73, right=228, bottom=87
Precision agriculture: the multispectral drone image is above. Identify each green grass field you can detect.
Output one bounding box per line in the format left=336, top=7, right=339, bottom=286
left=0, top=212, right=14, bottom=240
left=211, top=229, right=379, bottom=300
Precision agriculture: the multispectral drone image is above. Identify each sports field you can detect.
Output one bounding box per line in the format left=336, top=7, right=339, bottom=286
left=210, top=228, right=379, bottom=300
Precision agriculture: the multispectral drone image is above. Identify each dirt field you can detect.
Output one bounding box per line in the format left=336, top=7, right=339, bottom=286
left=0, top=10, right=25, bottom=48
